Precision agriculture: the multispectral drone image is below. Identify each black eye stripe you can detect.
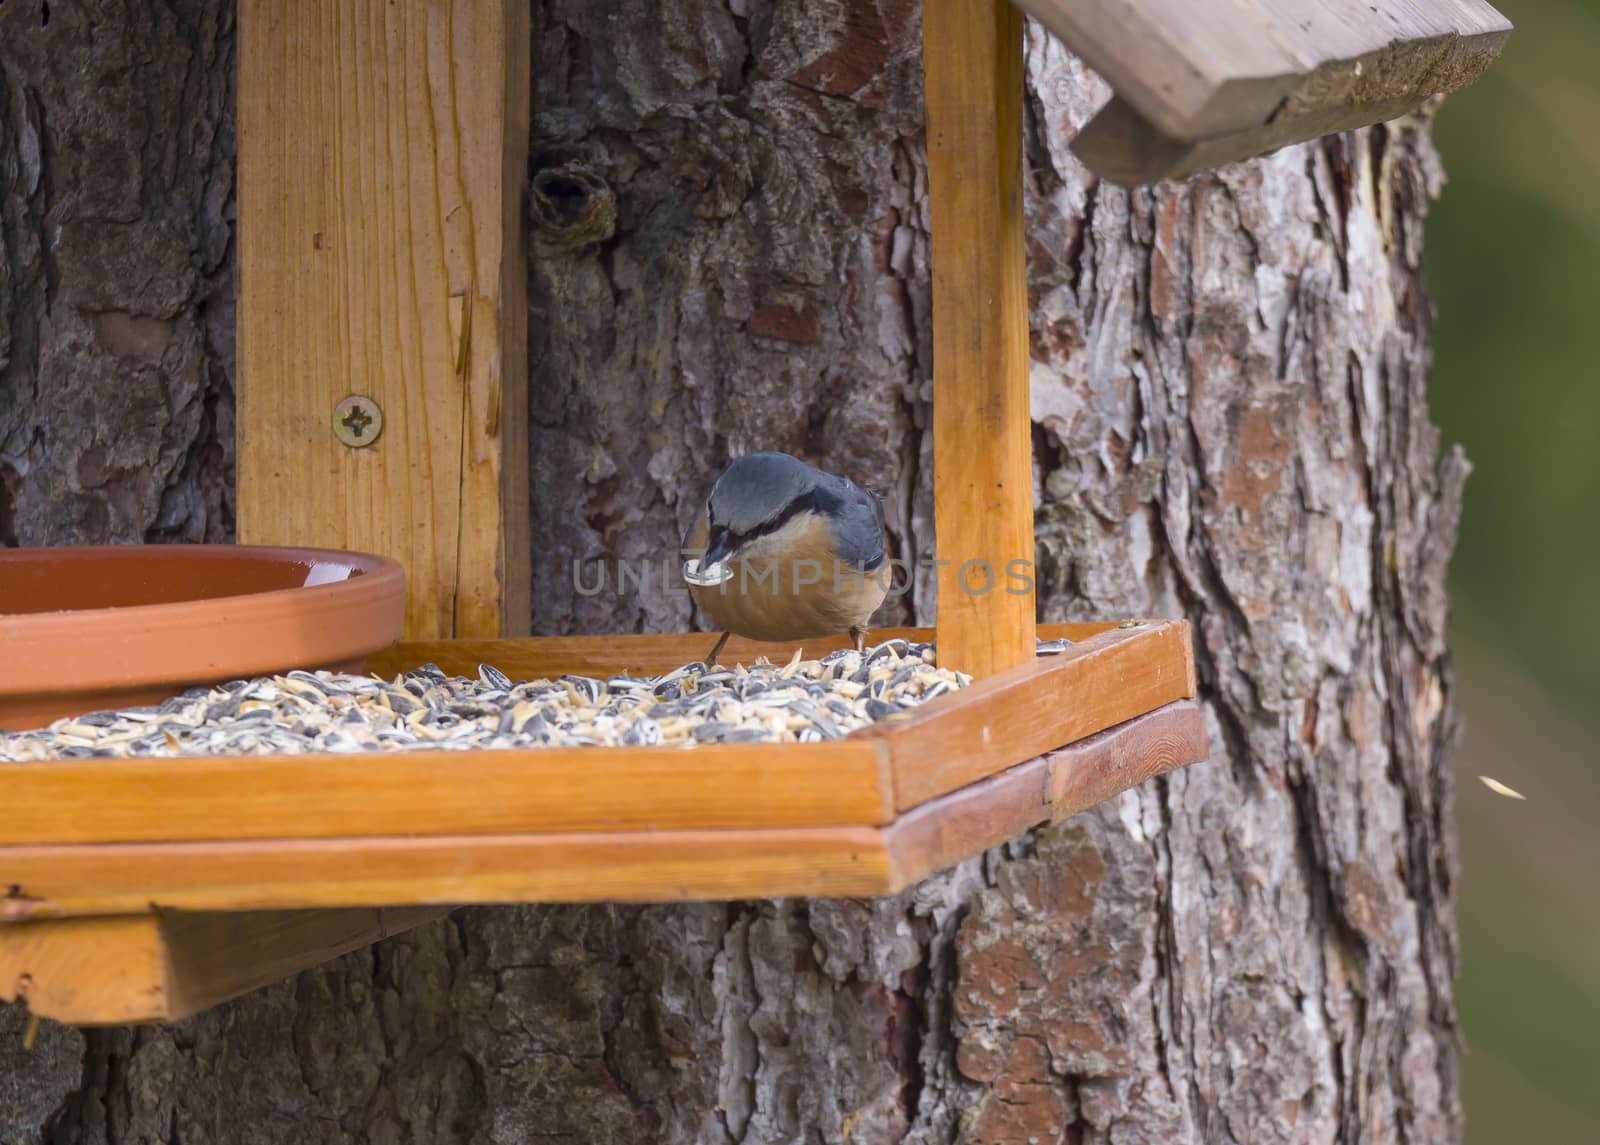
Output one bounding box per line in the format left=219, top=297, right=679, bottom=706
left=717, top=486, right=844, bottom=547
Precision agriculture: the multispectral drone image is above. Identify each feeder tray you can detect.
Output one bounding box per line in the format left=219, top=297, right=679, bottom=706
left=0, top=0, right=1508, bottom=1025
left=2, top=622, right=1200, bottom=1024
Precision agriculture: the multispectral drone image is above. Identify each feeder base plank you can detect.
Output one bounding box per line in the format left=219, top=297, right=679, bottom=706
left=1, top=831, right=893, bottom=919
left=0, top=907, right=446, bottom=1025
left=889, top=699, right=1207, bottom=884
left=1046, top=698, right=1207, bottom=817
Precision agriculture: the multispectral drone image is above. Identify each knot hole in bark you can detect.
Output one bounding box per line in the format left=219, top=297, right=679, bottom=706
left=529, top=164, right=616, bottom=252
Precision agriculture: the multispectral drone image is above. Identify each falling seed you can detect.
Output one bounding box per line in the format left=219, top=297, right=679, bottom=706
left=1478, top=776, right=1526, bottom=800
left=22, top=1015, right=39, bottom=1051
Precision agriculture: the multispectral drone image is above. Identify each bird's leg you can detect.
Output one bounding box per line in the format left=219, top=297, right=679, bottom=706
left=850, top=625, right=867, bottom=654
left=706, top=631, right=731, bottom=667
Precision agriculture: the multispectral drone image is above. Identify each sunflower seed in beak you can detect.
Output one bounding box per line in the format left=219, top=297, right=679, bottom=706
left=683, top=558, right=733, bottom=587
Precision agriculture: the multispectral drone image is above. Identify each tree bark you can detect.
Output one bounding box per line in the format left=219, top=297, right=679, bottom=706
left=1, top=3, right=1465, bottom=1143
left=0, top=0, right=235, bottom=551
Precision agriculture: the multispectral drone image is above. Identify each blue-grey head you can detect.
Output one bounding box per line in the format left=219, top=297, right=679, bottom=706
left=684, top=451, right=886, bottom=584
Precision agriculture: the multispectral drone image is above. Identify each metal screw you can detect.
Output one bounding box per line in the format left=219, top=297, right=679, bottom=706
left=1117, top=620, right=1146, bottom=629
left=333, top=395, right=383, bottom=448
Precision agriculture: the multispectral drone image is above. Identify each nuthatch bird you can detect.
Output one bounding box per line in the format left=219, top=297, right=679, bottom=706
left=682, top=452, right=891, bottom=665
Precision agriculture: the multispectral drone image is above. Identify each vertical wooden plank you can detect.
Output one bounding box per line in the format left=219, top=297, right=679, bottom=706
left=922, top=0, right=1036, bottom=677
left=494, top=2, right=533, bottom=638
left=237, top=1, right=530, bottom=639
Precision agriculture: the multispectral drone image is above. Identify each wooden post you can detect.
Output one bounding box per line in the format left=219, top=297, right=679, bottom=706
left=922, top=0, right=1036, bottom=677
left=236, top=0, right=531, bottom=639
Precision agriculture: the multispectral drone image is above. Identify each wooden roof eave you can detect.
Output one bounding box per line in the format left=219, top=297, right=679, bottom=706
left=1009, top=0, right=1514, bottom=184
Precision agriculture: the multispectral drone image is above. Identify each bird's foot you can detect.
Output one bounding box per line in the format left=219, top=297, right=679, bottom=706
left=706, top=631, right=731, bottom=667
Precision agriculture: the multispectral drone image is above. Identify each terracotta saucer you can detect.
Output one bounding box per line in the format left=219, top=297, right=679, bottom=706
left=0, top=545, right=406, bottom=732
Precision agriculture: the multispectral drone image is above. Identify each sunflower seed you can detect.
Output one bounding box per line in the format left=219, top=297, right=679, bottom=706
left=1, top=639, right=965, bottom=760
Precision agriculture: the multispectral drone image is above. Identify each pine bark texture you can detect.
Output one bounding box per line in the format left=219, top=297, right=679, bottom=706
left=0, top=3, right=1466, bottom=1143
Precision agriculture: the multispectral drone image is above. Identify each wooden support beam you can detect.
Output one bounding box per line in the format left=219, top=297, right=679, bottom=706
left=236, top=0, right=531, bottom=639
left=922, top=0, right=1037, bottom=679
left=0, top=908, right=446, bottom=1025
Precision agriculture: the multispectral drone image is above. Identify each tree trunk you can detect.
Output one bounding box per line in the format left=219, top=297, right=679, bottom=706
left=1, top=3, right=1465, bottom=1143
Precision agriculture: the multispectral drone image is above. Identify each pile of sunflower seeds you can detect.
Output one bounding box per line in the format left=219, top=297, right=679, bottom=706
left=0, top=639, right=973, bottom=761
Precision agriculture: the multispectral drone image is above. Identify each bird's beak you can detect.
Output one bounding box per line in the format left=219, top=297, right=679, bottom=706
left=684, top=529, right=735, bottom=587
left=702, top=529, right=734, bottom=568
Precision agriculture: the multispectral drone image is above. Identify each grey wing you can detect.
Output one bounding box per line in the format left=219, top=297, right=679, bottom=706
left=831, top=483, right=887, bottom=571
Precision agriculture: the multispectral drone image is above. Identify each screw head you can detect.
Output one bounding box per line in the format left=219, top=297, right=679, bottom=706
left=333, top=395, right=383, bottom=448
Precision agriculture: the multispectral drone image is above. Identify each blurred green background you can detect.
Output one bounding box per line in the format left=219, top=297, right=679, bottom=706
left=1427, top=0, right=1600, bottom=1138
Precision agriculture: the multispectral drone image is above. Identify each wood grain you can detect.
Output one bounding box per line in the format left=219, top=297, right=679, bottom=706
left=885, top=756, right=1052, bottom=889
left=1072, top=92, right=1427, bottom=186
left=0, top=915, right=166, bottom=1026
left=0, top=702, right=1206, bottom=924
left=0, top=908, right=445, bottom=1025
left=0, top=0, right=1471, bottom=1116
left=0, top=702, right=1206, bottom=1028
left=236, top=0, right=531, bottom=639
left=1, top=741, right=893, bottom=845
left=4, top=622, right=1181, bottom=846
left=367, top=622, right=1119, bottom=680
left=3, top=622, right=1169, bottom=848
left=922, top=0, right=1037, bottom=678
left=1046, top=698, right=1209, bottom=820
left=1017, top=0, right=1511, bottom=164
left=159, top=907, right=448, bottom=1021
left=1015, top=0, right=1288, bottom=142
left=872, top=619, right=1196, bottom=808
left=887, top=699, right=1208, bottom=887
left=0, top=830, right=894, bottom=918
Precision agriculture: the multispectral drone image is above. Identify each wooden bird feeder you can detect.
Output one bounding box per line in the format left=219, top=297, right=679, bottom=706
left=1, top=0, right=1506, bottom=1026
